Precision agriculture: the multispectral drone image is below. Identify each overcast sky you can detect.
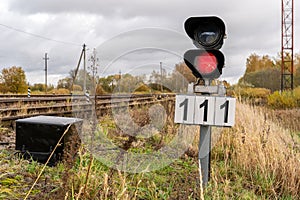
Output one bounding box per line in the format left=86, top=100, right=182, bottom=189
left=0, top=0, right=299, bottom=86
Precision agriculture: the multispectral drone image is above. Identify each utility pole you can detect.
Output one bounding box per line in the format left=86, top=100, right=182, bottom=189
left=70, top=44, right=85, bottom=92
left=83, top=44, right=87, bottom=93
left=160, top=62, right=163, bottom=92
left=43, top=53, right=49, bottom=93
left=118, top=70, right=121, bottom=93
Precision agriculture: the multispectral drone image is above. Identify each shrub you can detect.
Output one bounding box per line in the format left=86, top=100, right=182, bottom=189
left=96, top=84, right=106, bottom=95
left=267, top=88, right=300, bottom=109
left=49, top=88, right=70, bottom=95
left=134, top=84, right=151, bottom=93
left=294, top=86, right=300, bottom=101
left=234, top=87, right=271, bottom=99
left=72, top=84, right=82, bottom=91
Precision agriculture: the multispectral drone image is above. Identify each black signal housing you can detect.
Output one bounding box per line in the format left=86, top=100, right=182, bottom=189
left=183, top=16, right=226, bottom=80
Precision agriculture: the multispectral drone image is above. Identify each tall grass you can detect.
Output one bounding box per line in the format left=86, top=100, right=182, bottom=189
left=55, top=102, right=299, bottom=199
left=208, top=102, right=300, bottom=199
left=0, top=101, right=299, bottom=199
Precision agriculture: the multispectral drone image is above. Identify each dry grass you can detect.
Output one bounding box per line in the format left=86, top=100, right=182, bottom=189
left=54, top=102, right=299, bottom=199
left=0, top=101, right=299, bottom=199
left=267, top=108, right=300, bottom=133
left=208, top=102, right=300, bottom=199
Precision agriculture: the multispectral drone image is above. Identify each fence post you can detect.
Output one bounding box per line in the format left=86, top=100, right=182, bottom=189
left=27, top=87, right=31, bottom=98
left=85, top=90, right=90, bottom=103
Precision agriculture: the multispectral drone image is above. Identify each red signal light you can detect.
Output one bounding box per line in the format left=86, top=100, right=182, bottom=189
left=196, top=52, right=218, bottom=74
left=184, top=49, right=224, bottom=79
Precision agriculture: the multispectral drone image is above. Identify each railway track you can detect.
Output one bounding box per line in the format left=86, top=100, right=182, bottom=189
left=0, top=93, right=175, bottom=122
left=0, top=93, right=175, bottom=150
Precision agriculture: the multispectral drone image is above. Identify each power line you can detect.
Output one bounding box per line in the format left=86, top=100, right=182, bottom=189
left=0, top=23, right=82, bottom=46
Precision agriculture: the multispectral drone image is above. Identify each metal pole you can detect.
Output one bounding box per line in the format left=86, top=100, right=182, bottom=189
left=43, top=53, right=49, bottom=93
left=118, top=70, right=121, bottom=93
left=291, top=0, right=294, bottom=90
left=83, top=44, right=87, bottom=93
left=70, top=45, right=84, bottom=91
left=198, top=78, right=212, bottom=186
left=199, top=125, right=211, bottom=186
left=160, top=62, right=163, bottom=92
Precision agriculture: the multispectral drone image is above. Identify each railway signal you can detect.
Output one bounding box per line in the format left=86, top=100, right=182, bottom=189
left=183, top=16, right=226, bottom=81
left=175, top=16, right=236, bottom=187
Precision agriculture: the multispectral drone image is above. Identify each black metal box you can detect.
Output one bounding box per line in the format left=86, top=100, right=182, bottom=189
left=16, top=115, right=82, bottom=165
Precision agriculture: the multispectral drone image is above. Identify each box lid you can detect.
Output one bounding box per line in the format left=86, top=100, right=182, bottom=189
left=16, top=115, right=83, bottom=126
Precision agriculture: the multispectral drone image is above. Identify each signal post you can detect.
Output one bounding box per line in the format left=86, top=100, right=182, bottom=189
left=175, top=16, right=236, bottom=186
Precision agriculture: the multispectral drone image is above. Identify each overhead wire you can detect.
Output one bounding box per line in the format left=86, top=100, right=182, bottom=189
left=0, top=23, right=82, bottom=47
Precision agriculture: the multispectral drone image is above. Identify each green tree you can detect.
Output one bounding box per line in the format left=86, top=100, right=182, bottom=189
left=240, top=68, right=281, bottom=91
left=294, top=54, right=300, bottom=87
left=57, top=69, right=97, bottom=92
left=246, top=53, right=275, bottom=73
left=119, top=74, right=145, bottom=93
left=70, top=69, right=93, bottom=90
left=295, top=67, right=300, bottom=87
left=57, top=77, right=72, bottom=89
left=98, top=75, right=115, bottom=93
left=30, top=83, right=54, bottom=92
left=174, top=62, right=195, bottom=83
left=0, top=66, right=27, bottom=93
left=245, top=53, right=260, bottom=73
left=295, top=53, right=300, bottom=69
left=31, top=83, right=45, bottom=92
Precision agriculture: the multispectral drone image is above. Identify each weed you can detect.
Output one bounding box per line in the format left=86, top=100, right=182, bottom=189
left=0, top=101, right=299, bottom=199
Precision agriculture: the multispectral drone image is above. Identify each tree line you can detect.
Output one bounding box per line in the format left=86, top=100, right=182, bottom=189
left=1, top=52, right=299, bottom=94
left=238, top=53, right=300, bottom=91
left=0, top=63, right=194, bottom=94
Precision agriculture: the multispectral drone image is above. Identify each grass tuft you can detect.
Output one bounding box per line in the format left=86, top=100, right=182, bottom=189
left=0, top=101, right=299, bottom=199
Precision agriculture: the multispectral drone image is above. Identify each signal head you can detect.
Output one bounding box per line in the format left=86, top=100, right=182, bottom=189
left=184, top=16, right=226, bottom=49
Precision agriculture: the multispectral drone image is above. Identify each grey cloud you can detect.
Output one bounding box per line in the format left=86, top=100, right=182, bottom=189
left=8, top=0, right=229, bottom=18
left=1, top=0, right=299, bottom=85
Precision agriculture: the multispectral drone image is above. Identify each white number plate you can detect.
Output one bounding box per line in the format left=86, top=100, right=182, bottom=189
left=174, top=94, right=236, bottom=127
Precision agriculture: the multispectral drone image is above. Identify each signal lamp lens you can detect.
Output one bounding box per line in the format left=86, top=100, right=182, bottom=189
left=195, top=52, right=218, bottom=74
left=195, top=22, right=221, bottom=47
left=183, top=49, right=224, bottom=79
left=184, top=16, right=226, bottom=49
